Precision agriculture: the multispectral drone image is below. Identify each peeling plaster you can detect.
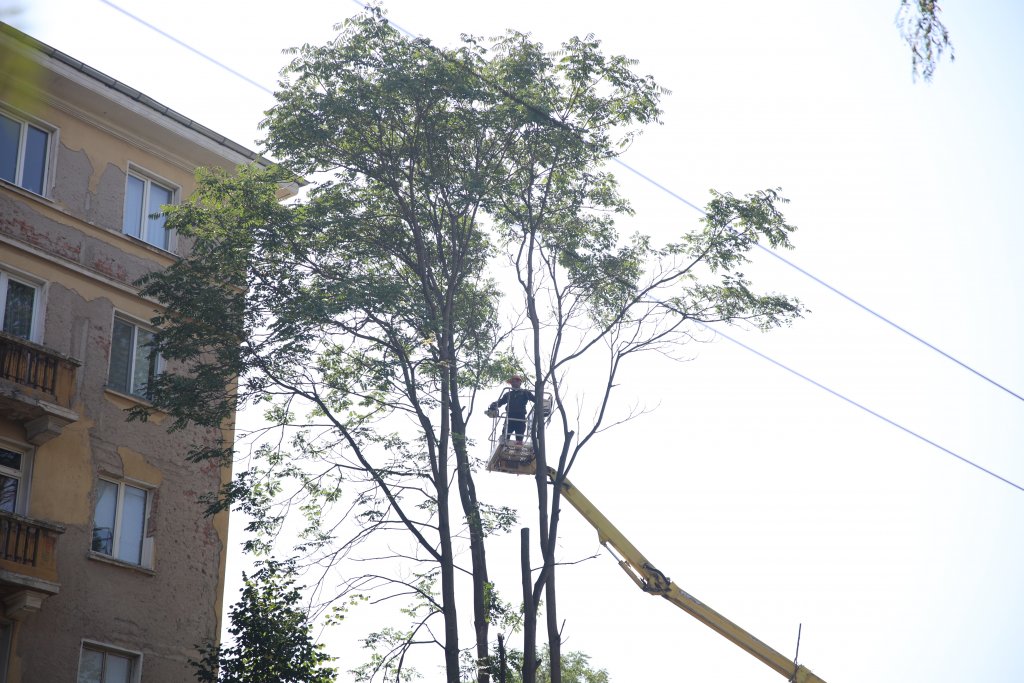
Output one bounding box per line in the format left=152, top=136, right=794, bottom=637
left=53, top=144, right=92, bottom=218
left=0, top=46, right=245, bottom=677
left=117, top=446, right=162, bottom=485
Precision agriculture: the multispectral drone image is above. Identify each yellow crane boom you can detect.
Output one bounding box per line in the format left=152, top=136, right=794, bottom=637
left=551, top=468, right=827, bottom=683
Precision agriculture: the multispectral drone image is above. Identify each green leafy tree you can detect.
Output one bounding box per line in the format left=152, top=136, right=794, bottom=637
left=138, top=9, right=803, bottom=683
left=142, top=11, right=527, bottom=682
left=193, top=561, right=336, bottom=683
left=490, top=646, right=607, bottom=683
left=535, top=649, right=607, bottom=683
left=469, top=31, right=804, bottom=683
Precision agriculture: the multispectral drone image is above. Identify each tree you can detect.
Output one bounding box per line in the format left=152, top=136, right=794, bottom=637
left=896, top=0, right=955, bottom=81
left=193, top=560, right=336, bottom=683
left=142, top=11, right=527, bottom=682
left=137, top=8, right=803, bottom=683
left=493, top=646, right=607, bottom=683
left=468, top=32, right=803, bottom=683
left=535, top=649, right=607, bottom=683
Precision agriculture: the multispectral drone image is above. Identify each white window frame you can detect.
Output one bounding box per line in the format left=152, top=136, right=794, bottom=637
left=0, top=440, right=32, bottom=517
left=0, top=266, right=44, bottom=343
left=90, top=477, right=154, bottom=568
left=121, top=165, right=177, bottom=252
left=77, top=640, right=143, bottom=683
left=106, top=313, right=163, bottom=399
left=0, top=104, right=56, bottom=197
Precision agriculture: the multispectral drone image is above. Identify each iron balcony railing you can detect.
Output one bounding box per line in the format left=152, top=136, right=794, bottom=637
left=0, top=511, right=62, bottom=586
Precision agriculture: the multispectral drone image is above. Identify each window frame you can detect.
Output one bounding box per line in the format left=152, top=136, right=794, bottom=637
left=106, top=313, right=163, bottom=399
left=90, top=476, right=153, bottom=568
left=0, top=441, right=32, bottom=517
left=0, top=105, right=56, bottom=197
left=121, top=165, right=177, bottom=252
left=77, top=640, right=143, bottom=683
left=0, top=266, right=44, bottom=343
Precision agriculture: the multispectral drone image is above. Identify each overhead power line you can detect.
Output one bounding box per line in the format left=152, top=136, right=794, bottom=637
left=98, top=1, right=1022, bottom=407
left=702, top=321, right=1023, bottom=493
left=750, top=245, right=1024, bottom=403
left=96, top=0, right=1023, bottom=493
left=611, top=157, right=1024, bottom=404
left=97, top=0, right=274, bottom=95
left=354, top=0, right=1024, bottom=407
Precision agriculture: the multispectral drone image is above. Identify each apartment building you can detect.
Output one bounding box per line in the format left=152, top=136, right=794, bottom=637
left=0, top=24, right=278, bottom=681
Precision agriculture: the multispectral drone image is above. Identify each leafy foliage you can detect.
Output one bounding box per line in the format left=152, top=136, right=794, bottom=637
left=467, top=16, right=805, bottom=683
left=140, top=8, right=805, bottom=683
left=489, top=646, right=608, bottom=683
left=897, top=0, right=954, bottom=82
left=193, top=561, right=335, bottom=683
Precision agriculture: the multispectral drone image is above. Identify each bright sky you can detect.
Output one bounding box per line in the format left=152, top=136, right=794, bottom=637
left=10, top=1, right=1024, bottom=681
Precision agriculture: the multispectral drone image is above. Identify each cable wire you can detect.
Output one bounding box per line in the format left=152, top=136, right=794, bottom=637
left=702, top=321, right=1024, bottom=493
left=97, top=0, right=274, bottom=95
left=95, top=0, right=1024, bottom=493
left=98, top=0, right=1022, bottom=407
left=347, top=0, right=1024, bottom=410
left=609, top=157, right=1024, bottom=404
left=752, top=245, right=1024, bottom=403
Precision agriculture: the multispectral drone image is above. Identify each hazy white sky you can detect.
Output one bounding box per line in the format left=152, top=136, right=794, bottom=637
left=10, top=1, right=1024, bottom=681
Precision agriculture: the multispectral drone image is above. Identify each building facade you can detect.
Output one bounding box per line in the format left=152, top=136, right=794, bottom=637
left=0, top=24, right=272, bottom=682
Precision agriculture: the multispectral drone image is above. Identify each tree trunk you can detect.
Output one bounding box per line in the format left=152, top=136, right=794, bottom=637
left=523, top=226, right=559, bottom=683
left=435, top=417, right=460, bottom=683
left=544, top=519, right=561, bottom=683
left=521, top=528, right=537, bottom=683
left=439, top=496, right=460, bottom=682
left=497, top=633, right=507, bottom=683
left=449, top=390, right=491, bottom=683
left=540, top=459, right=561, bottom=683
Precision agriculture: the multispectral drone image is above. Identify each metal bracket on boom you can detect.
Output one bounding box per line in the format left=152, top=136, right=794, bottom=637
left=541, top=467, right=829, bottom=683
left=482, top=399, right=830, bottom=682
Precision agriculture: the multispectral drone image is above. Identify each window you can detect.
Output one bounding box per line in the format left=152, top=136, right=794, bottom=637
left=0, top=110, right=50, bottom=196
left=78, top=643, right=140, bottom=683
left=0, top=448, right=26, bottom=515
left=107, top=316, right=160, bottom=398
left=122, top=170, right=174, bottom=250
left=91, top=479, right=150, bottom=566
left=0, top=269, right=39, bottom=341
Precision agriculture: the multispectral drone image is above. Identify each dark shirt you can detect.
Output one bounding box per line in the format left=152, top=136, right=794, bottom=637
left=492, top=388, right=535, bottom=417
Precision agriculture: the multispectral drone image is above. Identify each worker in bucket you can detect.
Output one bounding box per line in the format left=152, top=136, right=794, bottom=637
left=488, top=376, right=535, bottom=442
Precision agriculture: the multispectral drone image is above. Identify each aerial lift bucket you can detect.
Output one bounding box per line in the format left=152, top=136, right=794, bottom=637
left=486, top=433, right=538, bottom=475
left=484, top=389, right=551, bottom=475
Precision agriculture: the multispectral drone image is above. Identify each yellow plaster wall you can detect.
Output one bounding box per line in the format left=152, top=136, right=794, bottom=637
left=0, top=227, right=163, bottom=323
left=29, top=418, right=95, bottom=525
left=6, top=621, right=24, bottom=683
left=0, top=421, right=24, bottom=443
left=117, top=446, right=163, bottom=485
left=0, top=38, right=246, bottom=680
left=103, top=391, right=167, bottom=424
left=41, top=104, right=199, bottom=198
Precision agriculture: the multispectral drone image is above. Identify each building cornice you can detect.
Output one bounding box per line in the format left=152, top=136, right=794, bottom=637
left=0, top=21, right=275, bottom=170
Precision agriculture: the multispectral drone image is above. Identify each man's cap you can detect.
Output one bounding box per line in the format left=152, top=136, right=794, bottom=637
left=508, top=375, right=522, bottom=383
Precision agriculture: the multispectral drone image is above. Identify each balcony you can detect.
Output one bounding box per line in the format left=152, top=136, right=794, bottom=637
left=0, top=332, right=79, bottom=444
left=0, top=512, right=63, bottom=619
